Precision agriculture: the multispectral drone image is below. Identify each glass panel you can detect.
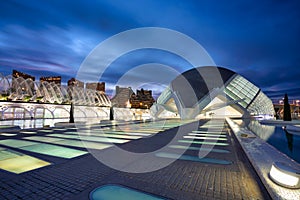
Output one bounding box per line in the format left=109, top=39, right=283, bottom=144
left=49, top=134, right=130, bottom=144
left=247, top=91, right=274, bottom=115
left=178, top=139, right=229, bottom=146
left=79, top=131, right=142, bottom=140
left=0, top=148, right=50, bottom=174
left=168, top=145, right=230, bottom=153
left=188, top=133, right=227, bottom=137
left=0, top=139, right=87, bottom=158
left=156, top=152, right=232, bottom=165
left=183, top=135, right=228, bottom=141
left=90, top=185, right=165, bottom=200
left=225, top=75, right=259, bottom=108
left=25, top=136, right=112, bottom=150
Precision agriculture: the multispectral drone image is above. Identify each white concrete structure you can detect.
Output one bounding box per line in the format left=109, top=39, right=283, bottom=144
left=0, top=73, right=111, bottom=120
left=151, top=66, right=275, bottom=119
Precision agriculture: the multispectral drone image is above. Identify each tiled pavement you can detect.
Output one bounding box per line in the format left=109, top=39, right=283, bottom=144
left=0, top=119, right=271, bottom=199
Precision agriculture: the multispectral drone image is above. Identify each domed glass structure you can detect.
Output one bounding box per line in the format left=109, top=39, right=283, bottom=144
left=151, top=66, right=274, bottom=119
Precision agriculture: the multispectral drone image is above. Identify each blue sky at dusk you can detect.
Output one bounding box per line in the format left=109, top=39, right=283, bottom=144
left=0, top=0, right=299, bottom=100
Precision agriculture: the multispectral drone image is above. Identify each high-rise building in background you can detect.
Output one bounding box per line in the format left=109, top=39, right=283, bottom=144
left=86, top=82, right=105, bottom=92
left=12, top=70, right=35, bottom=81
left=40, top=76, right=61, bottom=86
left=111, top=86, right=155, bottom=108
left=67, top=78, right=84, bottom=88
left=12, top=70, right=36, bottom=95
left=1, top=71, right=112, bottom=105
left=130, top=89, right=155, bottom=109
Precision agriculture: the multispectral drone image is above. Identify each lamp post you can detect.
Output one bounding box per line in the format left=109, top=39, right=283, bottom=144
left=296, top=100, right=300, bottom=117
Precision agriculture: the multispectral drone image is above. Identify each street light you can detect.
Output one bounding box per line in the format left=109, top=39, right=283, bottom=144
left=269, top=162, right=300, bottom=189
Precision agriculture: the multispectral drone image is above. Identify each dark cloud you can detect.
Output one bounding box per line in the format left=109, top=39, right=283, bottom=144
left=0, top=0, right=299, bottom=99
left=265, top=87, right=300, bottom=102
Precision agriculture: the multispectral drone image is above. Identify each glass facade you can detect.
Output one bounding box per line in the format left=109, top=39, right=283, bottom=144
left=224, top=74, right=274, bottom=116
left=154, top=67, right=275, bottom=118
left=225, top=75, right=259, bottom=108
left=157, top=86, right=172, bottom=104
left=247, top=92, right=274, bottom=115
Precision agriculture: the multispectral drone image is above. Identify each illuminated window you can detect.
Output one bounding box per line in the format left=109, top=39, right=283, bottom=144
left=225, top=75, right=259, bottom=108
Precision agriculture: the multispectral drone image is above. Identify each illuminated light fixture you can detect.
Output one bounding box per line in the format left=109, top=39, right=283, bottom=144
left=269, top=162, right=300, bottom=189
left=183, top=135, right=227, bottom=141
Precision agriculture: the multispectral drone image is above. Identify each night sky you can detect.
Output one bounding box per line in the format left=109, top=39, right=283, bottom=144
left=0, top=0, right=299, bottom=101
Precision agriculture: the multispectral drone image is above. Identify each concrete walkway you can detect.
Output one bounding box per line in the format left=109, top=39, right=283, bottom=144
left=227, top=118, right=300, bottom=200
left=0, top=120, right=270, bottom=199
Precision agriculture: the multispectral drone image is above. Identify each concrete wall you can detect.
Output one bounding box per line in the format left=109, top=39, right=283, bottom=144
left=0, top=102, right=110, bottom=121
left=112, top=107, right=151, bottom=121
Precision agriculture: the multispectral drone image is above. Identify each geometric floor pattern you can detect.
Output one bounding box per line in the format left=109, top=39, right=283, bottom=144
left=0, top=119, right=189, bottom=174
left=0, top=119, right=270, bottom=200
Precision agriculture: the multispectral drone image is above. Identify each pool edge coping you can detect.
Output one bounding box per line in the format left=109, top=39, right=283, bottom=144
left=226, top=117, right=300, bottom=200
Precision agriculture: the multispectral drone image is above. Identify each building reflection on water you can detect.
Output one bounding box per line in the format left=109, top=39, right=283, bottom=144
left=284, top=129, right=294, bottom=153
left=245, top=120, right=299, bottom=163
left=247, top=120, right=275, bottom=141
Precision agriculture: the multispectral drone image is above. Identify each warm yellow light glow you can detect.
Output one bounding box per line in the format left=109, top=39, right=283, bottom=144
left=269, top=162, right=300, bottom=188
left=0, top=154, right=50, bottom=174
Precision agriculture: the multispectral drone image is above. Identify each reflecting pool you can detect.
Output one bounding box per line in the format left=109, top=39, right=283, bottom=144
left=242, top=120, right=300, bottom=163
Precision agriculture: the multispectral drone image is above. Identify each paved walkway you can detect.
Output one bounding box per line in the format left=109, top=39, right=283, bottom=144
left=227, top=118, right=300, bottom=200
left=0, top=120, right=270, bottom=199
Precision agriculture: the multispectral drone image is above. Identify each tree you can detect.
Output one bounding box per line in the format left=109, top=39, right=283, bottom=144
left=283, top=93, right=292, bottom=121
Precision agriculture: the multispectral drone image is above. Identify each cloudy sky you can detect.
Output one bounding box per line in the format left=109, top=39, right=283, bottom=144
left=0, top=0, right=299, bottom=100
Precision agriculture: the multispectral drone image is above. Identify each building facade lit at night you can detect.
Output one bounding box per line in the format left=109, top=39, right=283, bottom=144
left=151, top=66, right=275, bottom=119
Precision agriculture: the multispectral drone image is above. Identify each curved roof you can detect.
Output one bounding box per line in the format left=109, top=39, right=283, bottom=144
left=171, top=66, right=236, bottom=107
left=153, top=66, right=274, bottom=119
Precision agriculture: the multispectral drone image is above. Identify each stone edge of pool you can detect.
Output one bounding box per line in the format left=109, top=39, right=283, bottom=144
left=226, top=117, right=300, bottom=200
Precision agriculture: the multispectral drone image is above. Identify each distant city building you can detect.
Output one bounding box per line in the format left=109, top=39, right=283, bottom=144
left=40, top=76, right=61, bottom=86
left=86, top=82, right=105, bottom=92
left=273, top=100, right=300, bottom=119
left=130, top=88, right=155, bottom=109
left=67, top=78, right=84, bottom=88
left=0, top=71, right=112, bottom=106
left=12, top=70, right=35, bottom=81
left=12, top=70, right=35, bottom=95
left=111, top=86, right=134, bottom=108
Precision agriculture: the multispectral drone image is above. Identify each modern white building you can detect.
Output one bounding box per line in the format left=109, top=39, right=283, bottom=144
left=151, top=66, right=275, bottom=119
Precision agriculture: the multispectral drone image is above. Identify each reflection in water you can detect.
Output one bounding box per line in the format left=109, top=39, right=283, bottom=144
left=284, top=129, right=294, bottom=152
left=247, top=120, right=275, bottom=141
left=239, top=119, right=300, bottom=163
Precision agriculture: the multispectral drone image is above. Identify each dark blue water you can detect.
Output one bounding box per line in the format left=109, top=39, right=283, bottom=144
left=266, top=126, right=300, bottom=163
left=246, top=120, right=300, bottom=163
